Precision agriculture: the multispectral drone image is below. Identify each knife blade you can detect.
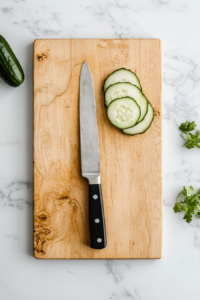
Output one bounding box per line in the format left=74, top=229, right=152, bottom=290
left=79, top=61, right=107, bottom=250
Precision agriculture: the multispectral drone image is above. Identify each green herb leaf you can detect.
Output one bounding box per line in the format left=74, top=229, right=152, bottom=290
left=179, top=121, right=196, bottom=133
left=184, top=142, right=195, bottom=149
left=173, top=202, right=183, bottom=213
left=182, top=186, right=194, bottom=197
left=179, top=121, right=200, bottom=149
left=173, top=186, right=200, bottom=223
left=183, top=213, right=193, bottom=223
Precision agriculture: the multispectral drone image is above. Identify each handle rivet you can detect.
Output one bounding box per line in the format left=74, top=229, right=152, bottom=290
left=93, top=194, right=98, bottom=200
left=97, top=238, right=102, bottom=243
left=95, top=218, right=100, bottom=223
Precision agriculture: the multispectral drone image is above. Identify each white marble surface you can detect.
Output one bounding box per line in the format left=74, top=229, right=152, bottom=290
left=0, top=0, right=200, bottom=299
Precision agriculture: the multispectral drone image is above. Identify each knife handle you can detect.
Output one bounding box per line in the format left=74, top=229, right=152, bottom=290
left=89, top=184, right=107, bottom=249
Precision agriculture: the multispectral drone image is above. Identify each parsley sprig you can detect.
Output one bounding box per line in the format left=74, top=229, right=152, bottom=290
left=174, top=186, right=200, bottom=223
left=179, top=121, right=200, bottom=149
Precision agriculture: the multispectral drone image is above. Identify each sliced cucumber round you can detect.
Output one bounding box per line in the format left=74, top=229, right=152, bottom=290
left=122, top=102, right=154, bottom=135
left=107, top=97, right=141, bottom=130
left=105, top=83, right=148, bottom=123
left=103, top=68, right=141, bottom=92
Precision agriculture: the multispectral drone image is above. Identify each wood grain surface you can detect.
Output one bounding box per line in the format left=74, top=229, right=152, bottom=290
left=33, top=39, right=162, bottom=259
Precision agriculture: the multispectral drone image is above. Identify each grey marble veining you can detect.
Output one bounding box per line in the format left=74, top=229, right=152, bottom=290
left=0, top=0, right=200, bottom=299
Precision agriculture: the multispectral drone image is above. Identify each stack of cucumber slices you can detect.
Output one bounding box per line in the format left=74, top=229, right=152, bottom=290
left=103, top=68, right=154, bottom=135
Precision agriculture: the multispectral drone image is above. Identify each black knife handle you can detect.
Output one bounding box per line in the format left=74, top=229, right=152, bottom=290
left=89, top=184, right=107, bottom=249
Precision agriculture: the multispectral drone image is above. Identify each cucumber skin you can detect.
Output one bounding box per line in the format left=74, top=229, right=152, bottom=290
left=102, top=68, right=142, bottom=93
left=122, top=102, right=154, bottom=136
left=0, top=35, right=24, bottom=87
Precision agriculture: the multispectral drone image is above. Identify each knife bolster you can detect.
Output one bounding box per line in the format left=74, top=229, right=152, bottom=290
left=84, top=174, right=101, bottom=185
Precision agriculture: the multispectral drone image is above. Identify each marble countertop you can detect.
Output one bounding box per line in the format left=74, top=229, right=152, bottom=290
left=1, top=0, right=200, bottom=299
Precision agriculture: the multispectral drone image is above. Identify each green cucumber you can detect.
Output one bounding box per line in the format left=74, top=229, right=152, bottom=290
left=105, top=82, right=148, bottom=123
left=122, top=102, right=154, bottom=135
left=0, top=35, right=24, bottom=87
left=107, top=97, right=141, bottom=130
left=103, top=68, right=141, bottom=92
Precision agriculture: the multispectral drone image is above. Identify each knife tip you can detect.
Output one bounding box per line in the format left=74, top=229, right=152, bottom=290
left=81, top=61, right=92, bottom=75
left=82, top=60, right=88, bottom=67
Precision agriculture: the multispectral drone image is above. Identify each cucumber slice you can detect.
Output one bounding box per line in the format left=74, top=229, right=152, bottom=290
left=107, top=97, right=141, bottom=130
left=105, top=83, right=148, bottom=123
left=103, top=68, right=141, bottom=92
left=122, top=102, right=154, bottom=135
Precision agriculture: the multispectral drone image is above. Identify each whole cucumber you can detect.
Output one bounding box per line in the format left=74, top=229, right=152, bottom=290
left=0, top=35, right=24, bottom=87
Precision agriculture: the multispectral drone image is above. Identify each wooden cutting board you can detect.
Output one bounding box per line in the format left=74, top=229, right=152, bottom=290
left=33, top=39, right=162, bottom=259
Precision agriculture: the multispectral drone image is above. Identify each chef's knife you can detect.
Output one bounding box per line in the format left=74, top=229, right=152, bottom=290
left=79, top=61, right=107, bottom=250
